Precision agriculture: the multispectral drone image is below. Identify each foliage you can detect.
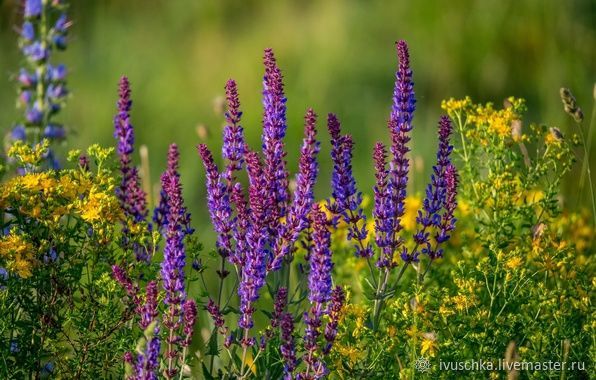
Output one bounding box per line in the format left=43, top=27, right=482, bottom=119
left=328, top=97, right=595, bottom=379
left=0, top=1, right=594, bottom=379
left=0, top=142, right=135, bottom=378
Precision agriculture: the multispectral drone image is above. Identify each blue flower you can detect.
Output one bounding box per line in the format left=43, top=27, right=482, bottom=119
left=17, top=69, right=37, bottom=87
left=26, top=105, right=43, bottom=125
left=22, top=22, right=35, bottom=41
left=48, top=64, right=67, bottom=81
left=47, top=83, right=67, bottom=99
left=11, top=125, right=26, bottom=141
left=23, top=41, right=48, bottom=62
left=24, top=0, right=42, bottom=18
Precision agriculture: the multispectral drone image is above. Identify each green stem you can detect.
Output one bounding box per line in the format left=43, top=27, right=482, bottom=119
left=209, top=255, right=227, bottom=374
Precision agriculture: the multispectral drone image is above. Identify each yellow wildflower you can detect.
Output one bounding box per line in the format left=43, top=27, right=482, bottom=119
left=403, top=195, right=422, bottom=232
left=0, top=234, right=35, bottom=278
left=505, top=256, right=523, bottom=270
left=421, top=332, right=438, bottom=357
left=8, top=140, right=50, bottom=167
left=337, top=344, right=361, bottom=366
left=441, top=96, right=472, bottom=115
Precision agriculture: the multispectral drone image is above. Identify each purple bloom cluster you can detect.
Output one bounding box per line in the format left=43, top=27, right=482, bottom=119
left=381, top=40, right=416, bottom=267
left=198, top=49, right=321, bottom=334
left=131, top=336, right=160, bottom=380
left=222, top=79, right=246, bottom=182
left=112, top=266, right=161, bottom=380
left=113, top=77, right=151, bottom=262
left=295, top=206, right=345, bottom=380
left=12, top=0, right=70, bottom=169
left=140, top=281, right=159, bottom=330
left=262, top=48, right=290, bottom=221
left=279, top=313, right=296, bottom=379
left=327, top=114, right=371, bottom=258
left=323, top=286, right=345, bottom=354
left=181, top=299, right=198, bottom=348
left=206, top=299, right=226, bottom=333
left=197, top=144, right=232, bottom=258
left=270, top=109, right=320, bottom=271
left=373, top=142, right=395, bottom=267
left=429, top=164, right=458, bottom=259
left=161, top=144, right=188, bottom=307
left=403, top=116, right=454, bottom=263
left=326, top=40, right=458, bottom=271
left=307, top=205, right=333, bottom=305
left=271, top=287, right=288, bottom=328
left=159, top=144, right=194, bottom=378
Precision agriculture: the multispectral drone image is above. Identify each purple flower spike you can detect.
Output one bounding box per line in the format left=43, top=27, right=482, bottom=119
left=112, top=265, right=139, bottom=301
left=134, top=335, right=161, bottom=380
left=373, top=142, right=396, bottom=268
left=161, top=144, right=189, bottom=308
left=404, top=116, right=453, bottom=263
left=280, top=313, right=296, bottom=378
left=271, top=287, right=288, bottom=328
left=182, top=299, right=198, bottom=347
left=327, top=114, right=371, bottom=258
left=207, top=299, right=226, bottom=332
left=113, top=77, right=151, bottom=261
left=140, top=281, right=159, bottom=330
left=430, top=164, right=458, bottom=259
left=238, top=153, right=268, bottom=331
left=238, top=153, right=266, bottom=328
left=198, top=144, right=232, bottom=259
left=114, top=77, right=146, bottom=220
left=144, top=337, right=161, bottom=380
left=230, top=182, right=249, bottom=266
left=222, top=79, right=246, bottom=182
left=270, top=109, right=320, bottom=272
left=308, top=205, right=333, bottom=305
left=386, top=40, right=416, bottom=261
left=323, top=286, right=345, bottom=354
left=262, top=48, right=289, bottom=223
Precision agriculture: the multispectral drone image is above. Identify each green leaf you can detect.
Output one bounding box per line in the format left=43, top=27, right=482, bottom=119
left=201, top=362, right=216, bottom=380
left=205, top=327, right=220, bottom=356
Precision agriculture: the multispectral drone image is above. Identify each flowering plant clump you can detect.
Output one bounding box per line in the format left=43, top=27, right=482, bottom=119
left=9, top=0, right=70, bottom=169
left=0, top=141, right=135, bottom=378
left=1, top=1, right=593, bottom=379
left=328, top=96, right=594, bottom=378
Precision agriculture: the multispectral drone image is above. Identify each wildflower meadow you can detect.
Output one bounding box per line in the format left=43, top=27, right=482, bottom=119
left=0, top=1, right=593, bottom=379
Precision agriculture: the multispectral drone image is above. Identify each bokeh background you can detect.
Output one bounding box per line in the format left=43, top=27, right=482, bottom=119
left=0, top=0, right=594, bottom=243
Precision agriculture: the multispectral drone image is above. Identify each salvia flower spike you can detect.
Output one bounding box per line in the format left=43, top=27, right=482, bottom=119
left=113, top=77, right=152, bottom=262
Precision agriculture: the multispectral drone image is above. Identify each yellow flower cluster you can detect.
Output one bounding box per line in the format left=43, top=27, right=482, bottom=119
left=0, top=164, right=122, bottom=277
left=439, top=277, right=480, bottom=317
left=442, top=96, right=526, bottom=141
left=0, top=233, right=35, bottom=278
left=8, top=140, right=50, bottom=168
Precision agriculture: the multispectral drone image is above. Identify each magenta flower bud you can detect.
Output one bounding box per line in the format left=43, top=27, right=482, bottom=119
left=206, top=299, right=225, bottom=332
left=182, top=299, right=198, bottom=347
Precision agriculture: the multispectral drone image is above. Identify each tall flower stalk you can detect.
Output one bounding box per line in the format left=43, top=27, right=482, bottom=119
left=198, top=49, right=322, bottom=377
left=12, top=0, right=70, bottom=169
left=114, top=76, right=152, bottom=262
left=324, top=41, right=459, bottom=330
left=111, top=78, right=197, bottom=379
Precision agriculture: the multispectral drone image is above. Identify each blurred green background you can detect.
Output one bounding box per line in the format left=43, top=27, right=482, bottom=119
left=0, top=0, right=594, bottom=242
